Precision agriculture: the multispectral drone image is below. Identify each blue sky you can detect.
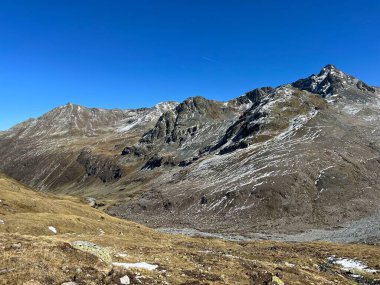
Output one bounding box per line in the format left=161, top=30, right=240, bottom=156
left=0, top=0, right=379, bottom=130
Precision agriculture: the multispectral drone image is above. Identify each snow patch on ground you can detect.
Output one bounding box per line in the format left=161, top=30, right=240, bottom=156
left=48, top=226, right=57, bottom=234
left=328, top=256, right=378, bottom=273
left=326, top=94, right=339, bottom=104
left=116, top=120, right=141, bottom=133
left=116, top=102, right=177, bottom=133
left=342, top=105, right=361, bottom=115
left=315, top=166, right=334, bottom=185
left=276, top=109, right=319, bottom=141
left=112, top=262, right=158, bottom=271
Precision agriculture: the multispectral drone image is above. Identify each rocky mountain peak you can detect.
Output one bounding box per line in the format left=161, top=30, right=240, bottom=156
left=245, top=87, right=275, bottom=105
left=139, top=96, right=230, bottom=146
left=292, top=64, right=375, bottom=96
left=176, top=96, right=213, bottom=113
left=321, top=63, right=338, bottom=71
left=8, top=103, right=133, bottom=139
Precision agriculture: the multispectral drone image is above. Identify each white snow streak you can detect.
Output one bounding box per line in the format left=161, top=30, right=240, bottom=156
left=112, top=262, right=158, bottom=271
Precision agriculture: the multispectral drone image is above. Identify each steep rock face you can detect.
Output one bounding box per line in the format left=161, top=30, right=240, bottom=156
left=208, top=87, right=275, bottom=155
left=245, top=87, right=275, bottom=105
left=127, top=96, right=249, bottom=167
left=141, top=96, right=239, bottom=146
left=77, top=149, right=122, bottom=183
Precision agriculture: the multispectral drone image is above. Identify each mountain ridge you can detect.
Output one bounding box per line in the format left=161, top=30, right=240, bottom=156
left=1, top=64, right=380, bottom=239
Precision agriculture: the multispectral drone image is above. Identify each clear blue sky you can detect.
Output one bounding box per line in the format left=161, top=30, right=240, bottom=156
left=1, top=0, right=379, bottom=130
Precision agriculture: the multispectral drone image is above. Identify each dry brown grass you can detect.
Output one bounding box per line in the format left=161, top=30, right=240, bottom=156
left=1, top=173, right=380, bottom=285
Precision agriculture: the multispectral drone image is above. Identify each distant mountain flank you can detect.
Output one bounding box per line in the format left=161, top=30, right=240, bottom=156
left=1, top=65, right=379, bottom=238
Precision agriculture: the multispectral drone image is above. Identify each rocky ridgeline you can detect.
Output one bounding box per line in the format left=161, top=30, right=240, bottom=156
left=1, top=65, right=380, bottom=237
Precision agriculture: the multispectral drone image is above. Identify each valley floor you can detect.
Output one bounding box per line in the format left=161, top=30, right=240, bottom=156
left=157, top=208, right=380, bottom=244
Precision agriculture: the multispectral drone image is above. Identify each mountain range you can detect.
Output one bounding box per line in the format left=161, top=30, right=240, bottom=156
left=1, top=64, right=379, bottom=240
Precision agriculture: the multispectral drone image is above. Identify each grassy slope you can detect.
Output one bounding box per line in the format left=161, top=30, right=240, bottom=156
left=0, top=173, right=379, bottom=285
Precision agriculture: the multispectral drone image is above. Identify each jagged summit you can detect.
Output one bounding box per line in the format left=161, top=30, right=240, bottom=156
left=292, top=64, right=375, bottom=96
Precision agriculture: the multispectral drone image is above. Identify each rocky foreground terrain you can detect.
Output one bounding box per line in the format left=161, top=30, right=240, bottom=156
left=0, top=64, right=379, bottom=239
left=1, top=172, right=380, bottom=285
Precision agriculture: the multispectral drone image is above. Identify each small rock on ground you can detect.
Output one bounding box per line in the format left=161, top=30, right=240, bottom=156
left=120, top=275, right=131, bottom=285
left=11, top=243, right=22, bottom=249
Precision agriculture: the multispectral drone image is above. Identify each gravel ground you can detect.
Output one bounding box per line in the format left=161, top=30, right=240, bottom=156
left=157, top=209, right=380, bottom=244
